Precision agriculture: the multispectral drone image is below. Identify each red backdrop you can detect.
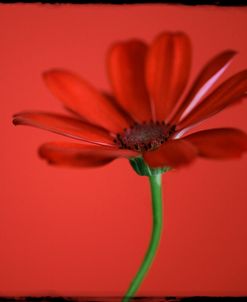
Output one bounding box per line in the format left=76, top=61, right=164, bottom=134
left=1, top=4, right=247, bottom=297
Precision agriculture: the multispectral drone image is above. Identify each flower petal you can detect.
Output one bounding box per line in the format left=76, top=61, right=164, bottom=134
left=184, top=128, right=247, bottom=159
left=107, top=40, right=152, bottom=122
left=146, top=32, right=192, bottom=121
left=43, top=69, right=130, bottom=133
left=101, top=91, right=135, bottom=125
left=171, top=50, right=237, bottom=124
left=39, top=142, right=138, bottom=168
left=177, top=70, right=247, bottom=130
left=13, top=112, right=115, bottom=146
left=143, top=139, right=198, bottom=168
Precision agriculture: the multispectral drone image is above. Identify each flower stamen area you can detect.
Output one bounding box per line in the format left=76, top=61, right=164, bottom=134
left=114, top=121, right=176, bottom=152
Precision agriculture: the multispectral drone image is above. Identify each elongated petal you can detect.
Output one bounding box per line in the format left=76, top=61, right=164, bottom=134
left=63, top=91, right=135, bottom=126
left=43, top=69, right=130, bottom=133
left=143, top=139, right=198, bottom=168
left=184, top=128, right=247, bottom=159
left=101, top=91, right=135, bottom=125
left=146, top=32, right=191, bottom=121
left=107, top=40, right=152, bottom=122
left=178, top=70, right=247, bottom=130
left=13, top=112, right=115, bottom=146
left=39, top=142, right=138, bottom=168
left=171, top=50, right=237, bottom=123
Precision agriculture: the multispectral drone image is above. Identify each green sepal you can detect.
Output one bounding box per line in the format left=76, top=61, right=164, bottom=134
left=129, top=156, right=171, bottom=177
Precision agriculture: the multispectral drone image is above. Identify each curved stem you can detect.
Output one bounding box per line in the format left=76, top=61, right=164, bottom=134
left=122, top=173, right=163, bottom=302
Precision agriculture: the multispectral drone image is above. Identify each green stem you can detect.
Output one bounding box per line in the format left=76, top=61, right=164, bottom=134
left=122, top=173, right=163, bottom=302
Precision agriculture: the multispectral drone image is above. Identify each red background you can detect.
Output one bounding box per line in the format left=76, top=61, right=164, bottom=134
left=1, top=4, right=247, bottom=297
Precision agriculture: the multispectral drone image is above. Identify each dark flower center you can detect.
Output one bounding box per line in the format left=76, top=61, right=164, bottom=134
left=114, top=121, right=176, bottom=152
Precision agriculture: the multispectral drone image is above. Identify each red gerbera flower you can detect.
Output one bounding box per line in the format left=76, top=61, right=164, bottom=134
left=13, top=32, right=247, bottom=170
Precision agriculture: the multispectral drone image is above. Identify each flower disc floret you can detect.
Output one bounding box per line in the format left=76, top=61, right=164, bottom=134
left=115, top=121, right=176, bottom=152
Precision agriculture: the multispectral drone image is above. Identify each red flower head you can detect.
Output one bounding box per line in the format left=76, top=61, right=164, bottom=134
left=13, top=32, right=247, bottom=172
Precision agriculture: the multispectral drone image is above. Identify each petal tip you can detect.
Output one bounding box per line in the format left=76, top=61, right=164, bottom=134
left=42, top=69, right=68, bottom=82
left=12, top=114, right=24, bottom=126
left=225, top=49, right=238, bottom=56
left=42, top=69, right=59, bottom=80
left=38, top=144, right=56, bottom=165
left=220, top=49, right=238, bottom=63
left=38, top=145, right=47, bottom=159
left=12, top=118, right=18, bottom=126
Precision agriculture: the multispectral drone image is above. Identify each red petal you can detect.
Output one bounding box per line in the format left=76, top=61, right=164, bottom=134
left=64, top=91, right=135, bottom=126
left=178, top=70, right=247, bottom=130
left=146, top=32, right=192, bottom=121
left=43, top=69, right=130, bottom=133
left=39, top=142, right=138, bottom=168
left=13, top=112, right=115, bottom=146
left=171, top=50, right=237, bottom=124
left=143, top=139, right=198, bottom=168
left=107, top=40, right=152, bottom=122
left=101, top=91, right=135, bottom=125
left=184, top=128, right=247, bottom=159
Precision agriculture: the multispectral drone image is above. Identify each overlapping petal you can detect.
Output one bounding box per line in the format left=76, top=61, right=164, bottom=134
left=171, top=50, right=237, bottom=124
left=101, top=91, right=135, bottom=125
left=184, top=128, right=247, bottom=159
left=13, top=112, right=115, bottom=146
left=146, top=32, right=191, bottom=121
left=143, top=139, right=198, bottom=168
left=39, top=142, right=138, bottom=167
left=43, top=69, right=130, bottom=133
left=177, top=70, right=247, bottom=130
left=107, top=40, right=152, bottom=122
